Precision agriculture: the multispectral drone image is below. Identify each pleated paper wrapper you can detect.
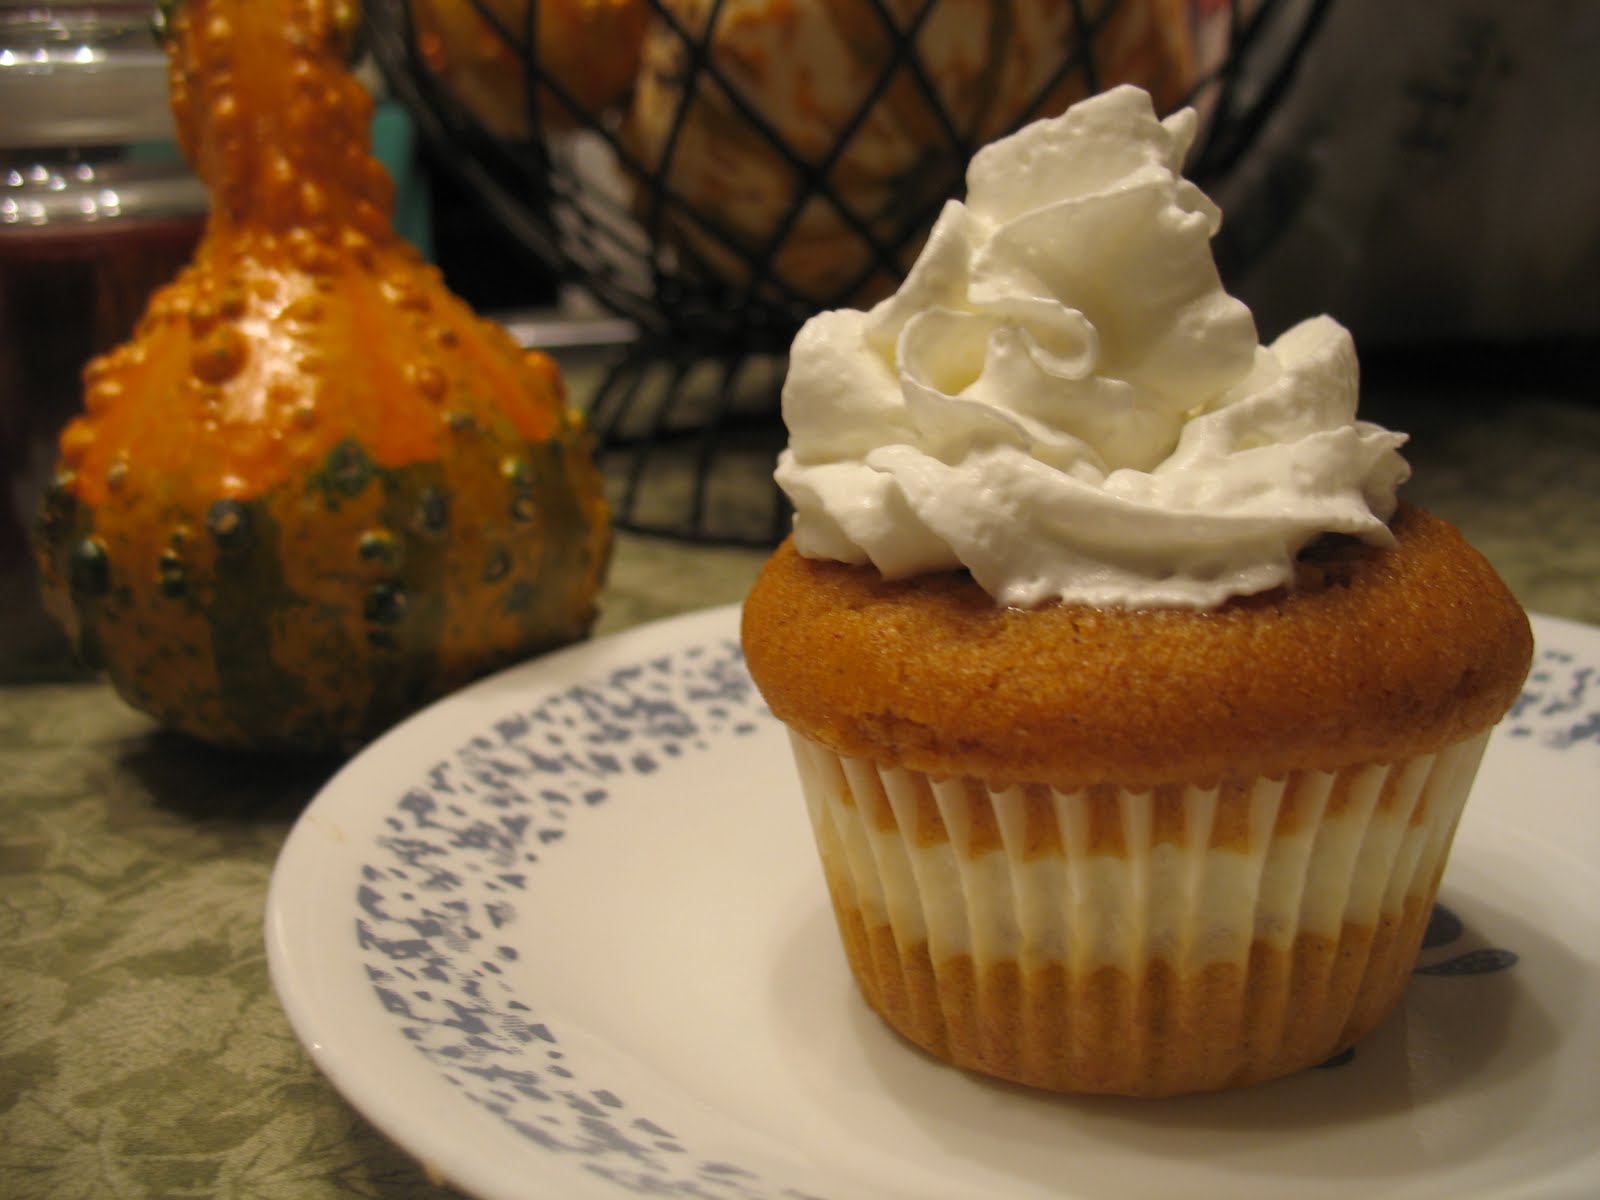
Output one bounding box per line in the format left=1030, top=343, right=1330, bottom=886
left=787, top=728, right=1491, bottom=1096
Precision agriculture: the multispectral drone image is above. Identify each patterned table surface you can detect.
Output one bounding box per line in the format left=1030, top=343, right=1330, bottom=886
left=2, top=382, right=1597, bottom=1199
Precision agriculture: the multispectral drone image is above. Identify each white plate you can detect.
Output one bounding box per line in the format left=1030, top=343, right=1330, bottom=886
left=266, top=607, right=1600, bottom=1200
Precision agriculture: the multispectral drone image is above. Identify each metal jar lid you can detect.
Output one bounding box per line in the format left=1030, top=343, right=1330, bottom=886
left=3, top=156, right=207, bottom=234
left=0, top=2, right=177, bottom=149
left=1, top=3, right=206, bottom=233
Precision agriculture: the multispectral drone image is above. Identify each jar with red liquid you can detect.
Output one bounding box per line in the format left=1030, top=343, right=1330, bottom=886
left=1, top=3, right=206, bottom=678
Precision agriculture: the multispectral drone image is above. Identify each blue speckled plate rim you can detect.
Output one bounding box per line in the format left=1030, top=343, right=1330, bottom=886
left=264, top=606, right=1600, bottom=1200
left=266, top=603, right=778, bottom=1200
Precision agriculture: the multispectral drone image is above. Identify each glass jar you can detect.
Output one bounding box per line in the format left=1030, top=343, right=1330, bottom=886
left=1, top=3, right=207, bottom=679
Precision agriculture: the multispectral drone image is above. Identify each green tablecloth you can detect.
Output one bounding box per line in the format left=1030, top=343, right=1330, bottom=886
left=2, top=383, right=1596, bottom=1199
left=1, top=529, right=767, bottom=1200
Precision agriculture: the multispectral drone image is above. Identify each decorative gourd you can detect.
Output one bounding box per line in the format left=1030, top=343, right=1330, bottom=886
left=33, top=0, right=611, bottom=753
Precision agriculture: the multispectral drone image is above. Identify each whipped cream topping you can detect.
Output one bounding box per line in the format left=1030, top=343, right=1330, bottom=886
left=775, top=84, right=1410, bottom=609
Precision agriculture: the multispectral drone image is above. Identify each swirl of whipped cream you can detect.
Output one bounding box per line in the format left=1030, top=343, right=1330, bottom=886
left=775, top=84, right=1410, bottom=610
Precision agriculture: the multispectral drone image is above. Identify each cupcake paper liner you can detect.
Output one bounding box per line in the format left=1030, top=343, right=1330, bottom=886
left=787, top=728, right=1491, bottom=1096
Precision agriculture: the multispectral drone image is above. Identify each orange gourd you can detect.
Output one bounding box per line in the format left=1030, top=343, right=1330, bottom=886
left=33, top=0, right=611, bottom=753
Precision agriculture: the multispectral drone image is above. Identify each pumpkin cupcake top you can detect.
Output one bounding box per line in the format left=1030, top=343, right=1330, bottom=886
left=774, top=84, right=1411, bottom=612
left=745, top=84, right=1532, bottom=787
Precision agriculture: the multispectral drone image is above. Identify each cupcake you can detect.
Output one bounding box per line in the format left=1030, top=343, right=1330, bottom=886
left=739, top=85, right=1532, bottom=1097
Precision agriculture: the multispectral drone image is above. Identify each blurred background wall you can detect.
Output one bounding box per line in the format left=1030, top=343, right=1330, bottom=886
left=1212, top=0, right=1600, bottom=351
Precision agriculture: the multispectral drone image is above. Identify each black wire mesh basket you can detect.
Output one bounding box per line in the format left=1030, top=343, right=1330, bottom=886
left=367, top=0, right=1331, bottom=544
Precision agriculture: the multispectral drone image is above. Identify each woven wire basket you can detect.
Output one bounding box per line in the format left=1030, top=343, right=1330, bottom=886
left=367, top=0, right=1331, bottom=544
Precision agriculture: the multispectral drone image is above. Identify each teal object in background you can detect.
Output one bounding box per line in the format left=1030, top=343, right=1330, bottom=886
left=372, top=98, right=434, bottom=260
left=125, top=98, right=434, bottom=259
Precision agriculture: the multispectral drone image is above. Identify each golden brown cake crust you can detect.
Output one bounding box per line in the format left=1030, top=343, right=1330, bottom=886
left=740, top=504, right=1533, bottom=789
